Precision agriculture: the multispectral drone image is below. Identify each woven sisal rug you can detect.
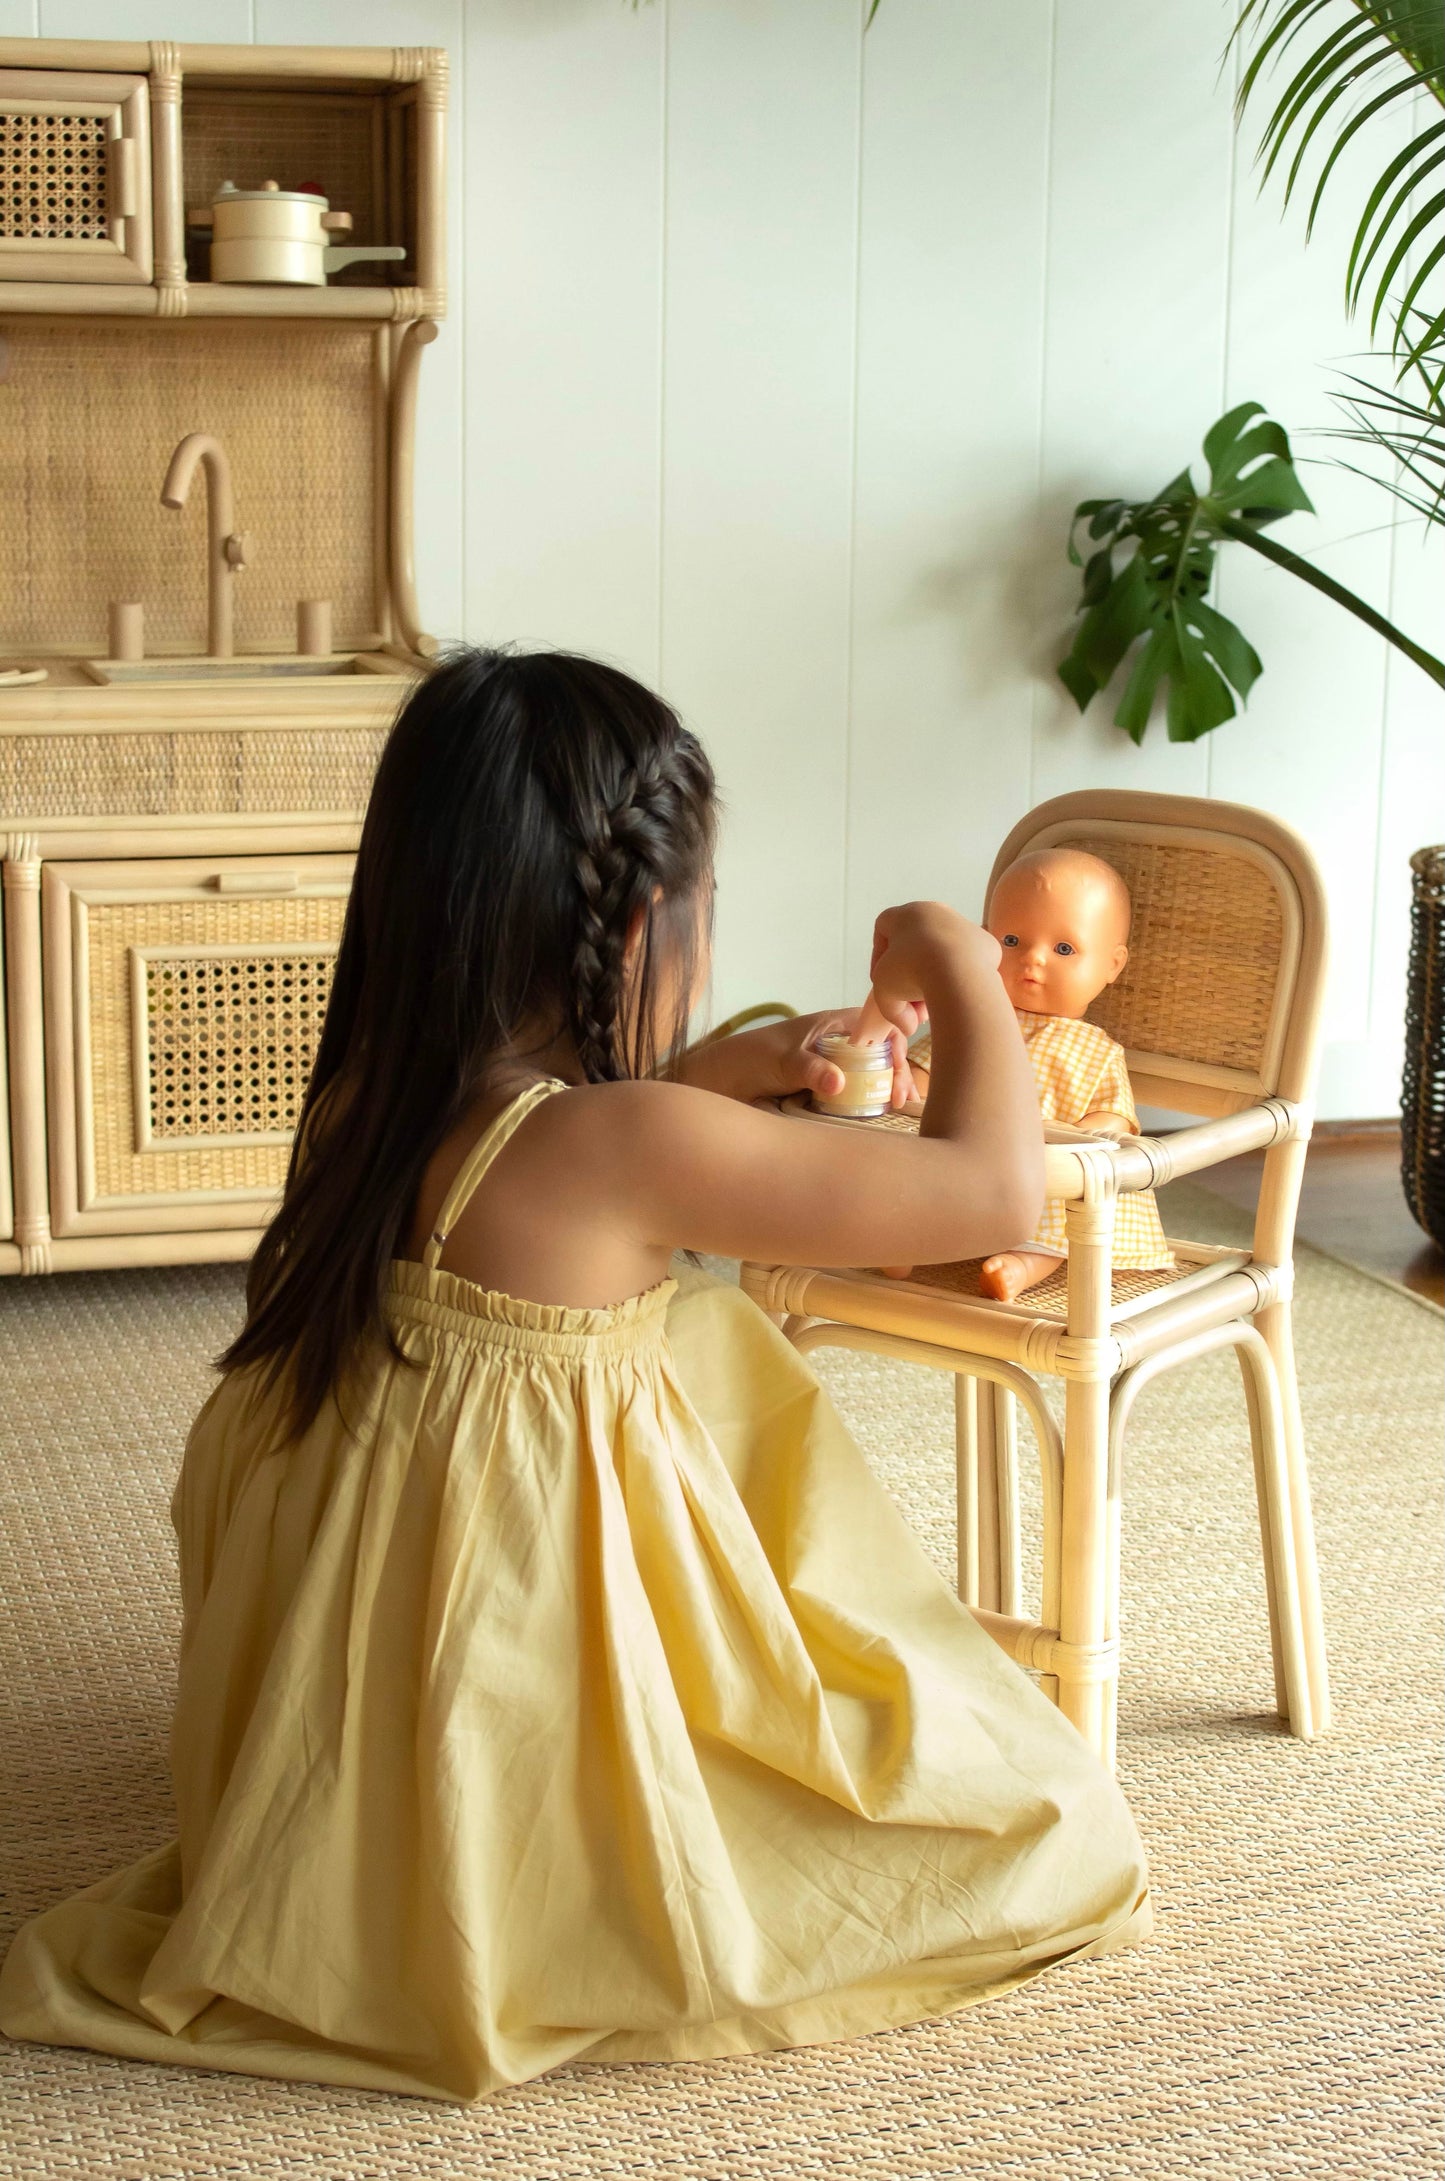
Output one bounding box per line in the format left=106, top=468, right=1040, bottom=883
left=1, top=1182, right=1440, bottom=2180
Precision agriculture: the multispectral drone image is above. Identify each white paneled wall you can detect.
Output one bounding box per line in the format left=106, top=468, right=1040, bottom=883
left=17, top=0, right=1445, bottom=1113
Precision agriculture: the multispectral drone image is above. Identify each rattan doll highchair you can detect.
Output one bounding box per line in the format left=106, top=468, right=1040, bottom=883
left=740, top=789, right=1330, bottom=1771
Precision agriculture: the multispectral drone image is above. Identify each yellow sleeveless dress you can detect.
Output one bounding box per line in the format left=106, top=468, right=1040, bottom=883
left=0, top=1080, right=1151, bottom=2103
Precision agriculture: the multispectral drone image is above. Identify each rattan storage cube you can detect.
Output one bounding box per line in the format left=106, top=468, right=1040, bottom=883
left=182, top=87, right=399, bottom=288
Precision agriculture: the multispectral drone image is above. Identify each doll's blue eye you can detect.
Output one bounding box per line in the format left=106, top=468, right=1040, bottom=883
left=1002, top=934, right=1019, bottom=947
left=1054, top=942, right=1075, bottom=956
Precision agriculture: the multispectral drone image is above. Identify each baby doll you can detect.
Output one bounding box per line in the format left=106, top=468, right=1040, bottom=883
left=906, top=847, right=1173, bottom=1300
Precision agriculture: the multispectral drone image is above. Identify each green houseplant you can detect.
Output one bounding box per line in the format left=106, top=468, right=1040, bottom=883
left=1061, top=0, right=1444, bottom=742
left=1060, top=0, right=1443, bottom=1238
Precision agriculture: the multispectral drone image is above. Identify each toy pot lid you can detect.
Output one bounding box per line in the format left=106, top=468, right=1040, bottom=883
left=214, top=179, right=330, bottom=207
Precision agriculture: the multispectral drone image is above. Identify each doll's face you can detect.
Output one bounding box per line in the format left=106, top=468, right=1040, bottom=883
left=987, top=852, right=1130, bottom=1020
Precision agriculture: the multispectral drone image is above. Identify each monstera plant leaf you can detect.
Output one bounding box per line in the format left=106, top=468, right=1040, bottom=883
left=1059, top=404, right=1312, bottom=744
left=1059, top=399, right=1444, bottom=743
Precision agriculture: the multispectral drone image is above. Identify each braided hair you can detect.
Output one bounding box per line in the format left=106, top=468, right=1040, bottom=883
left=221, top=646, right=717, bottom=1433
left=542, top=731, right=716, bottom=1083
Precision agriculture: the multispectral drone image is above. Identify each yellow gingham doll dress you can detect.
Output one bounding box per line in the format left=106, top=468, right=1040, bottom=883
left=912, top=1014, right=1173, bottom=1271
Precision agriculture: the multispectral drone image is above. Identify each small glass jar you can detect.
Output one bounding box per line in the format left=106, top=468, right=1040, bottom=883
left=811, top=1033, right=893, bottom=1119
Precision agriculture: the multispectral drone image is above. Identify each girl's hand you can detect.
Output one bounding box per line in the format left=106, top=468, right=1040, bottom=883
left=676, top=1008, right=918, bottom=1109
left=869, top=901, right=1001, bottom=1038
left=806, top=1006, right=919, bottom=1109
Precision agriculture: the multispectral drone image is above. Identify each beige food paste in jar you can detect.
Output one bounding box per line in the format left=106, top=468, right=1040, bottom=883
left=811, top=1033, right=893, bottom=1119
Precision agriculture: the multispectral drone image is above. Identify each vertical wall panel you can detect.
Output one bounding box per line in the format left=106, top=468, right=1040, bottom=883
left=845, top=0, right=1048, bottom=965
left=1031, top=0, right=1236, bottom=803
left=462, top=0, right=663, bottom=677
left=1, top=2, right=39, bottom=30
left=1210, top=100, right=1399, bottom=1096
left=661, top=0, right=861, bottom=1020
left=37, top=1, right=248, bottom=35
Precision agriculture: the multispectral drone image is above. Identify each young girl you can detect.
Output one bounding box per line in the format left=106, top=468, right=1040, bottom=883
left=0, top=648, right=1150, bottom=2103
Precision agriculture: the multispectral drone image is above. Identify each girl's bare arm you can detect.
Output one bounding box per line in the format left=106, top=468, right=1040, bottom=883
left=603, top=903, right=1045, bottom=1269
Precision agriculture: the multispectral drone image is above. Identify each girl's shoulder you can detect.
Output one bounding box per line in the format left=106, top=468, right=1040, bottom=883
left=405, top=1076, right=718, bottom=1313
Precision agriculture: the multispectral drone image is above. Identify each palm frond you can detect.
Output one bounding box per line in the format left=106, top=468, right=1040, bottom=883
left=1233, top=1, right=1445, bottom=361
left=1326, top=321, right=1445, bottom=522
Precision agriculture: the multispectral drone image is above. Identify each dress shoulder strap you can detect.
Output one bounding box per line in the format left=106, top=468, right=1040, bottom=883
left=423, top=1077, right=567, bottom=1272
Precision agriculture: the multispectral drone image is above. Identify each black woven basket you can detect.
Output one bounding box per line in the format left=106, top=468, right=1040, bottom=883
left=1402, top=844, right=1445, bottom=1250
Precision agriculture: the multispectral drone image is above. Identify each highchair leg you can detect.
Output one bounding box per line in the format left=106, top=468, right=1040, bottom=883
left=1237, top=1320, right=1319, bottom=1739
left=1256, top=1298, right=1331, bottom=1733
left=954, top=1379, right=1021, bottom=1615
left=1108, top=1322, right=1317, bottom=1743
left=955, top=1378, right=994, bottom=1609
left=993, top=1384, right=1023, bottom=1618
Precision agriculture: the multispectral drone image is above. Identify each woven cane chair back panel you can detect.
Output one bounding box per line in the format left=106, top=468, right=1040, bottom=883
left=183, top=89, right=391, bottom=278
left=0, top=70, right=151, bottom=280
left=43, top=857, right=352, bottom=1233
left=0, top=321, right=379, bottom=656
left=0, top=727, right=391, bottom=821
left=1016, top=820, right=1301, bottom=1097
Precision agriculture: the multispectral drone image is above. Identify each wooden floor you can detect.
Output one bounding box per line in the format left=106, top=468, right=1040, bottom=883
left=1194, top=1122, right=1444, bottom=1307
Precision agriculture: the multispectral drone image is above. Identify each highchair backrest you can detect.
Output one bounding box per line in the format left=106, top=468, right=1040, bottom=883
left=986, top=790, right=1329, bottom=1119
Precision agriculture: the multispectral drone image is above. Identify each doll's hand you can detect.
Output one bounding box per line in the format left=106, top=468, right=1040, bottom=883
left=1078, top=1107, right=1134, bottom=1140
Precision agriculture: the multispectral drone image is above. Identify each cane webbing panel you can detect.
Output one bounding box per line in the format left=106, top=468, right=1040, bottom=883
left=183, top=90, right=383, bottom=255
left=1056, top=834, right=1285, bottom=1076
left=0, top=728, right=390, bottom=820
left=0, top=107, right=109, bottom=242
left=884, top=1254, right=1183, bottom=1319
left=142, top=946, right=334, bottom=1146
left=0, top=322, right=379, bottom=655
left=83, top=893, right=346, bottom=1200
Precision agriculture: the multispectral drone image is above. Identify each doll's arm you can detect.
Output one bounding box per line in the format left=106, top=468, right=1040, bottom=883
left=1077, top=1107, right=1134, bottom=1139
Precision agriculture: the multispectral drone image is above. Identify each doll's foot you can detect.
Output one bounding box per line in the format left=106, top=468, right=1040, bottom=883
left=979, top=1249, right=1062, bottom=1301
left=881, top=1264, right=914, bottom=1280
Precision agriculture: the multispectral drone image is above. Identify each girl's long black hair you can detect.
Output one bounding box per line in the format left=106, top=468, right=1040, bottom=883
left=220, top=646, right=717, bottom=1434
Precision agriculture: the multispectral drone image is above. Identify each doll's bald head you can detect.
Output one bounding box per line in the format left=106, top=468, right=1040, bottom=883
left=987, top=848, right=1131, bottom=1019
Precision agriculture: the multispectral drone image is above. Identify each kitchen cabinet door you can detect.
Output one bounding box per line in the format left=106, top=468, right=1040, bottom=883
left=42, top=853, right=352, bottom=1237
left=0, top=69, right=152, bottom=284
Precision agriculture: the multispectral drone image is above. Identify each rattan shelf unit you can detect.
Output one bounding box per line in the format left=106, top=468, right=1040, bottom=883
left=0, top=35, right=443, bottom=1277
left=0, top=37, right=445, bottom=321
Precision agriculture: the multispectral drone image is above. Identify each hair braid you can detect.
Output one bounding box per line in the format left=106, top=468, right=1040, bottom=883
left=568, top=748, right=674, bottom=1081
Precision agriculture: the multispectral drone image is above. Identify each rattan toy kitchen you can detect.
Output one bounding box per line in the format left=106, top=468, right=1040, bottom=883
left=0, top=34, right=445, bottom=1275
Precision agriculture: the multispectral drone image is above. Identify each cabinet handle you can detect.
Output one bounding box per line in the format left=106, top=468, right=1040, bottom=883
left=209, top=870, right=300, bottom=895
left=108, top=136, right=139, bottom=223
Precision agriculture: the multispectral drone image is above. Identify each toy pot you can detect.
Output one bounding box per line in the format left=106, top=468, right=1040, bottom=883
left=191, top=181, right=406, bottom=286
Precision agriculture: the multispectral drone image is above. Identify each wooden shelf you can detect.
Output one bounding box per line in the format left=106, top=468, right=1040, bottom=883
left=0, top=35, right=445, bottom=322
